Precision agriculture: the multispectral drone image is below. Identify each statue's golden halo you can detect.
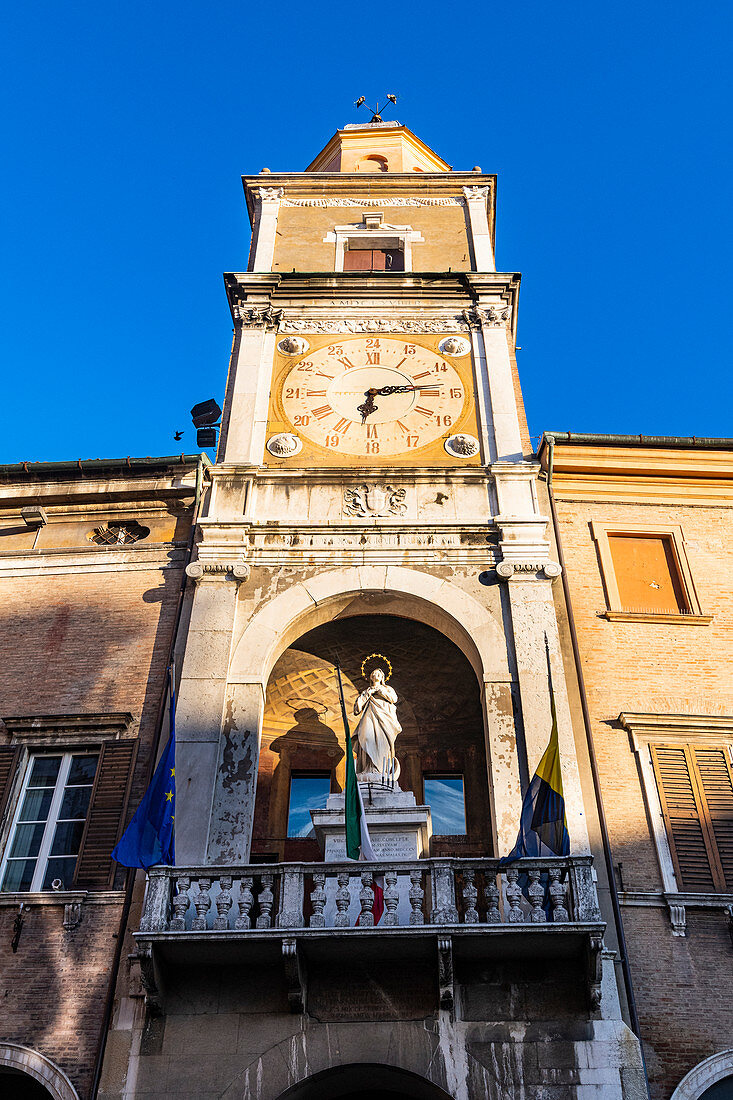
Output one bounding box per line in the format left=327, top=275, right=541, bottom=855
left=360, top=653, right=392, bottom=681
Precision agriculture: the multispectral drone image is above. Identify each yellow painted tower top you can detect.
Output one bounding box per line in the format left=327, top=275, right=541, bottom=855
left=306, top=122, right=452, bottom=173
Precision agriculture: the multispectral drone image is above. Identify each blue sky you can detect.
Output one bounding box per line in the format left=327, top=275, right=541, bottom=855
left=2, top=2, right=731, bottom=463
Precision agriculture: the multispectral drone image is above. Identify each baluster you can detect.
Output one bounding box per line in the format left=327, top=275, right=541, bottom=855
left=382, top=870, right=399, bottom=926
left=168, top=875, right=191, bottom=931
left=213, top=875, right=233, bottom=930
left=504, top=868, right=524, bottom=923
left=334, top=871, right=352, bottom=927
left=256, top=873, right=275, bottom=928
left=548, top=868, right=569, bottom=922
left=309, top=872, right=326, bottom=928
left=409, top=869, right=425, bottom=925
left=359, top=871, right=375, bottom=927
left=462, top=869, right=479, bottom=923
left=192, top=877, right=212, bottom=931
left=235, top=875, right=254, bottom=929
left=484, top=873, right=501, bottom=923
left=528, top=868, right=546, bottom=923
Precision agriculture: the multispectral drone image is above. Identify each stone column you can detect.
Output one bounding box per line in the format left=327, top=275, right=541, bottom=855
left=482, top=681, right=524, bottom=853
left=175, top=562, right=249, bottom=865
left=463, top=186, right=495, bottom=272
left=250, top=186, right=283, bottom=272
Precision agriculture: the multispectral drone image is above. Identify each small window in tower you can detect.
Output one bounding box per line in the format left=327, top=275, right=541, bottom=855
left=287, top=773, right=331, bottom=839
left=358, top=155, right=388, bottom=172
left=343, top=248, right=404, bottom=272
left=423, top=775, right=467, bottom=835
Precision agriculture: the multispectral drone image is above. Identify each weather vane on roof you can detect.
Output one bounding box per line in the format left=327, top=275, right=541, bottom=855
left=355, top=94, right=397, bottom=123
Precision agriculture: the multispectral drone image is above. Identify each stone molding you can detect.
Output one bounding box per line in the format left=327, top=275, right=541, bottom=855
left=185, top=561, right=250, bottom=583
left=280, top=196, right=465, bottom=207
left=0, top=1044, right=79, bottom=1100
left=230, top=301, right=511, bottom=334
left=2, top=712, right=135, bottom=744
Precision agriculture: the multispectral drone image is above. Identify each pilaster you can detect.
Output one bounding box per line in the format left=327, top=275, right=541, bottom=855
left=249, top=186, right=284, bottom=272
left=462, top=186, right=495, bottom=272
left=175, top=562, right=250, bottom=865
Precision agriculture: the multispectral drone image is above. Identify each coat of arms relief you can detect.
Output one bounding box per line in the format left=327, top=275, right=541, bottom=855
left=343, top=483, right=407, bottom=518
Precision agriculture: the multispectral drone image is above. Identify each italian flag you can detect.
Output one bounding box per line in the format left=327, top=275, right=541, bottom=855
left=340, top=668, right=384, bottom=924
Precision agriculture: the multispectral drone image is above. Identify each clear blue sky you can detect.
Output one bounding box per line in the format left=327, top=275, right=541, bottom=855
left=2, top=1, right=731, bottom=463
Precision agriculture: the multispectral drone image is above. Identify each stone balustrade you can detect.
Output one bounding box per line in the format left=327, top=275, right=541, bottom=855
left=138, top=856, right=601, bottom=935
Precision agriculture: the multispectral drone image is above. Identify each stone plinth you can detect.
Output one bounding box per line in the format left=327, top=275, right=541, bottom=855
left=311, top=786, right=432, bottom=861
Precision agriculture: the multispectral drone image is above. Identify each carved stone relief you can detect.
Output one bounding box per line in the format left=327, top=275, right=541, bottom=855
left=233, top=304, right=283, bottom=329
left=277, top=335, right=309, bottom=356
left=439, top=335, right=471, bottom=357
left=266, top=433, right=303, bottom=457
left=343, top=484, right=408, bottom=518
left=252, top=187, right=284, bottom=202
left=444, top=433, right=480, bottom=458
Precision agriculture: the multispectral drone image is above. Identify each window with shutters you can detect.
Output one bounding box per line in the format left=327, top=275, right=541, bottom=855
left=342, top=247, right=405, bottom=271
left=650, top=743, right=733, bottom=892
left=591, top=521, right=709, bottom=623
left=0, top=734, right=137, bottom=892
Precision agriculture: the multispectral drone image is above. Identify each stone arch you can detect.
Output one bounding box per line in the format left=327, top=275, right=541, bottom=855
left=276, top=1062, right=455, bottom=1099
left=671, top=1050, right=733, bottom=1099
left=0, top=1044, right=79, bottom=1100
left=221, top=1022, right=494, bottom=1100
left=229, top=566, right=510, bottom=689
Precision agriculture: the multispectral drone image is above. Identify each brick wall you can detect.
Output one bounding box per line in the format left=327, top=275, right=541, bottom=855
left=553, top=487, right=733, bottom=1098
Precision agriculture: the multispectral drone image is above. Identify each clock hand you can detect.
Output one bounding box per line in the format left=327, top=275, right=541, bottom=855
left=357, top=391, right=379, bottom=424
left=374, top=384, right=444, bottom=396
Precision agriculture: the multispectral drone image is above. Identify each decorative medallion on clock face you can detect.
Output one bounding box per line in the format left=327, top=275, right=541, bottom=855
left=438, top=335, right=471, bottom=357
left=266, top=432, right=303, bottom=457
left=444, top=433, right=480, bottom=458
left=279, top=337, right=467, bottom=459
left=277, top=336, right=309, bottom=357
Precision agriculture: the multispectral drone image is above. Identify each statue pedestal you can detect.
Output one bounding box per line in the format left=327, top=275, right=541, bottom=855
left=311, top=785, right=433, bottom=862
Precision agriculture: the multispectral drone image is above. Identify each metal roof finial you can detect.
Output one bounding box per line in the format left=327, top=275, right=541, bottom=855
left=354, top=93, right=397, bottom=123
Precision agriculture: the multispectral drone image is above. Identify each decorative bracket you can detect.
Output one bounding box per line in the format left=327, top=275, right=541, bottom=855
left=137, top=942, right=164, bottom=1015
left=282, top=937, right=306, bottom=1013
left=63, top=900, right=83, bottom=932
left=586, top=932, right=604, bottom=1010
left=667, top=899, right=687, bottom=937
left=437, top=935, right=454, bottom=1015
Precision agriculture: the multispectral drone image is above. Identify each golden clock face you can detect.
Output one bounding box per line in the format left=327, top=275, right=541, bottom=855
left=278, top=337, right=467, bottom=459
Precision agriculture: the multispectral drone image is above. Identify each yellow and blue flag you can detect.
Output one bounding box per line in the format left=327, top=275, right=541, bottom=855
left=502, top=648, right=570, bottom=861
left=112, top=667, right=176, bottom=869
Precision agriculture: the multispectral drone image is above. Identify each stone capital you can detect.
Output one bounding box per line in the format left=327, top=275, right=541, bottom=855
left=185, top=560, right=250, bottom=584
left=252, top=186, right=284, bottom=203
left=496, top=560, right=562, bottom=580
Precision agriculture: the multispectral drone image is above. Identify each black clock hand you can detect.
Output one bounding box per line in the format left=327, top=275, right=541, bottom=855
left=374, top=384, right=444, bottom=396
left=357, top=390, right=379, bottom=423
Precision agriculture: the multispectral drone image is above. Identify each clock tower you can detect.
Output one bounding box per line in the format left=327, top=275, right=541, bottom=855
left=139, top=118, right=647, bottom=1100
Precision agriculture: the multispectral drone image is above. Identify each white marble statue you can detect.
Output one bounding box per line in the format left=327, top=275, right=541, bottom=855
left=353, top=667, right=402, bottom=783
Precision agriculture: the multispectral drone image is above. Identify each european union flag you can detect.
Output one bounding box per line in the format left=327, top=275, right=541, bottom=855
left=501, top=642, right=570, bottom=862
left=112, top=668, right=175, bottom=869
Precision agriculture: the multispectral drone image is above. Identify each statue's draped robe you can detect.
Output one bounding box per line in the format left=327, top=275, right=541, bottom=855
left=353, top=684, right=402, bottom=781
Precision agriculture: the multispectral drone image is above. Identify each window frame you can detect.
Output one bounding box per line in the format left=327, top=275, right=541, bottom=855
left=286, top=771, right=332, bottom=840
left=0, top=750, right=98, bottom=893
left=590, top=520, right=709, bottom=623
left=325, top=217, right=424, bottom=273
left=422, top=772, right=468, bottom=837
left=621, top=712, right=733, bottom=896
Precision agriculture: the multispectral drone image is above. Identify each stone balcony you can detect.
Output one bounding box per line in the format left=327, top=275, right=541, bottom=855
left=135, top=856, right=605, bottom=1014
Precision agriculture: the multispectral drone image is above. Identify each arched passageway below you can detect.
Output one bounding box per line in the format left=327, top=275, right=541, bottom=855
left=275, top=1062, right=454, bottom=1100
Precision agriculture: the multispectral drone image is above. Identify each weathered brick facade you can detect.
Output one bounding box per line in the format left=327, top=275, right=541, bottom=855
left=543, top=435, right=733, bottom=1100
left=0, top=456, right=204, bottom=1098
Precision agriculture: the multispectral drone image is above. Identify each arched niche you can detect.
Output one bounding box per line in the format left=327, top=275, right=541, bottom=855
left=251, top=613, right=492, bottom=862
left=276, top=1063, right=454, bottom=1100
left=0, top=1045, right=79, bottom=1100
left=672, top=1052, right=733, bottom=1100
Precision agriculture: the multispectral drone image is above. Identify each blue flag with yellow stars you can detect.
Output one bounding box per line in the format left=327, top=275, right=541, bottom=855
left=112, top=668, right=176, bottom=869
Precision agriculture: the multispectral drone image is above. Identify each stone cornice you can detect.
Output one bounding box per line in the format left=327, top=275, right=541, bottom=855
left=620, top=712, right=733, bottom=741
left=2, top=712, right=135, bottom=742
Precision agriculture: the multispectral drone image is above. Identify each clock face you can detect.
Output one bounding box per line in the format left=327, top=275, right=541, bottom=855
left=278, top=337, right=467, bottom=458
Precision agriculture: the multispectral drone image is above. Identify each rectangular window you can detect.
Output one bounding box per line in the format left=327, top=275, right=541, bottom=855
left=287, top=773, right=331, bottom=839
left=650, top=743, right=733, bottom=891
left=424, top=775, right=467, bottom=835
left=343, top=248, right=404, bottom=272
left=607, top=534, right=688, bottom=614
left=0, top=752, right=98, bottom=892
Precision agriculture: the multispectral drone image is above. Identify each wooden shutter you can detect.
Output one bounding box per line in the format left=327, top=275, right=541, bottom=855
left=650, top=742, right=733, bottom=891
left=343, top=249, right=373, bottom=271
left=74, top=739, right=138, bottom=889
left=608, top=534, right=688, bottom=613
left=0, top=746, right=21, bottom=824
